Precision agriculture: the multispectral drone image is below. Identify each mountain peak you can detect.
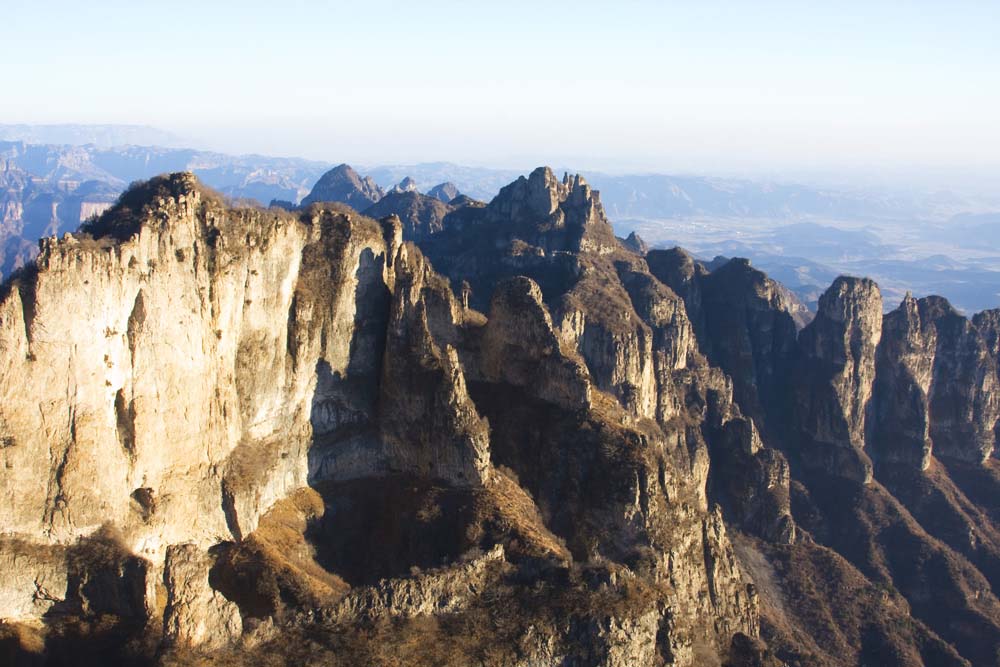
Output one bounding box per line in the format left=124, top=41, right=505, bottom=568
left=388, top=176, right=418, bottom=195
left=426, top=181, right=460, bottom=203
left=817, top=276, right=882, bottom=325
left=481, top=166, right=615, bottom=254
left=80, top=172, right=216, bottom=241
left=362, top=189, right=452, bottom=240
left=301, top=163, right=383, bottom=209
left=620, top=230, right=648, bottom=254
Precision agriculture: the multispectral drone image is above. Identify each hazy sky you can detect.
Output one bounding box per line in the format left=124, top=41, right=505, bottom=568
left=5, top=0, right=999, bottom=182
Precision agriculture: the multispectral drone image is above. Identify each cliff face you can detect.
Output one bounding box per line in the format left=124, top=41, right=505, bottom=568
left=873, top=295, right=999, bottom=467
left=647, top=252, right=800, bottom=441
left=3, top=168, right=1000, bottom=667
left=0, top=172, right=761, bottom=667
left=0, top=176, right=415, bottom=631
left=674, top=254, right=1000, bottom=665
left=792, top=277, right=883, bottom=483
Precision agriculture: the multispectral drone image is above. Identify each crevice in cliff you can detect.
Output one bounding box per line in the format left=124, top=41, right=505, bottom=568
left=306, top=247, right=391, bottom=483
left=221, top=480, right=243, bottom=542
left=42, top=407, right=76, bottom=531
left=114, top=390, right=136, bottom=459
left=285, top=293, right=298, bottom=367
left=125, top=289, right=145, bottom=360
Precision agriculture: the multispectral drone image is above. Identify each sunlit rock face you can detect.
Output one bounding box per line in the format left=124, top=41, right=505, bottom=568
left=0, top=174, right=485, bottom=616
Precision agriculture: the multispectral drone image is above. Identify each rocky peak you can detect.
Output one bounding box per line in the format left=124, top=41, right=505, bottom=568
left=705, top=257, right=810, bottom=329
left=479, top=276, right=591, bottom=410
left=362, top=190, right=452, bottom=241
left=79, top=171, right=207, bottom=241
left=813, top=276, right=882, bottom=331
left=794, top=276, right=882, bottom=483
left=447, top=193, right=483, bottom=209
left=645, top=247, right=708, bottom=344
left=426, top=181, right=460, bottom=203
left=388, top=176, right=418, bottom=195
left=874, top=293, right=999, bottom=467
left=645, top=247, right=704, bottom=293
left=491, top=166, right=562, bottom=220
left=483, top=166, right=617, bottom=254
left=694, top=258, right=801, bottom=439
left=872, top=294, right=935, bottom=469
left=301, top=163, right=384, bottom=209
left=973, top=308, right=1000, bottom=350
left=620, top=231, right=648, bottom=255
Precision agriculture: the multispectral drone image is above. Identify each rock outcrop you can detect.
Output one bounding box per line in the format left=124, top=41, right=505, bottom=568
left=873, top=295, right=999, bottom=468
left=301, top=163, right=384, bottom=209
left=162, top=544, right=242, bottom=649
left=387, top=176, right=418, bottom=195
left=644, top=249, right=1000, bottom=665
left=792, top=277, right=882, bottom=483
left=426, top=181, right=460, bottom=203
left=620, top=230, right=648, bottom=255
left=362, top=190, right=453, bottom=240
left=651, top=255, right=800, bottom=440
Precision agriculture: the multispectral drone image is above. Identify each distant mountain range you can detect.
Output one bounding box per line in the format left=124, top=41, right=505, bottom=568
left=0, top=123, right=186, bottom=148
left=363, top=163, right=980, bottom=223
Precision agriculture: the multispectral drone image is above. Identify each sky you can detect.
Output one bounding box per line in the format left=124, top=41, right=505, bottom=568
left=4, top=1, right=1000, bottom=186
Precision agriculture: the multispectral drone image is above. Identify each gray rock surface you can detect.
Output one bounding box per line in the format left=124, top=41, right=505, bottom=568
left=301, top=163, right=384, bottom=209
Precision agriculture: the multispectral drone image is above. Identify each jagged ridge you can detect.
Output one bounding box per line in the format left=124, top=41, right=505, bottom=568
left=0, top=166, right=999, bottom=667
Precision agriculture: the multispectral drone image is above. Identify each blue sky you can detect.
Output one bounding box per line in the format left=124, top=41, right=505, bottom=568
left=5, top=1, right=999, bottom=182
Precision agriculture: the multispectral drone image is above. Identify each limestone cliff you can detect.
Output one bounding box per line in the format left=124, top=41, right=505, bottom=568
left=0, top=172, right=758, bottom=667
